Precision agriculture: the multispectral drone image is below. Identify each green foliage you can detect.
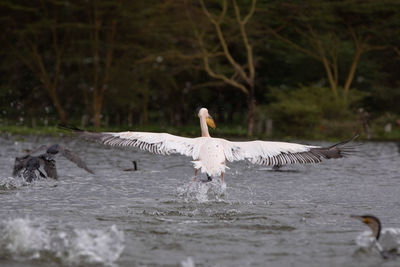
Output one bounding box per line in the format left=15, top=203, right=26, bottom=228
left=366, top=86, right=400, bottom=115
left=0, top=0, right=399, bottom=140
left=0, top=126, right=61, bottom=136
left=369, top=113, right=400, bottom=140
left=266, top=85, right=365, bottom=138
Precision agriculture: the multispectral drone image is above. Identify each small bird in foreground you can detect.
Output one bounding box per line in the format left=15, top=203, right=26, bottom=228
left=351, top=214, right=400, bottom=259
left=13, top=144, right=94, bottom=182
left=60, top=108, right=357, bottom=183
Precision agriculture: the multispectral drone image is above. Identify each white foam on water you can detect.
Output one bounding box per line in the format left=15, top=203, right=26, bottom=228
left=64, top=225, right=125, bottom=265
left=380, top=228, right=400, bottom=252
left=355, top=230, right=376, bottom=249
left=0, top=217, right=125, bottom=266
left=181, top=256, right=195, bottom=267
left=356, top=228, right=400, bottom=254
left=176, top=180, right=227, bottom=203
left=0, top=176, right=27, bottom=190
left=0, top=217, right=50, bottom=259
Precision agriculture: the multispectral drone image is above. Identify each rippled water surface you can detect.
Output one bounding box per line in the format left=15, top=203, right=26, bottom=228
left=0, top=134, right=399, bottom=266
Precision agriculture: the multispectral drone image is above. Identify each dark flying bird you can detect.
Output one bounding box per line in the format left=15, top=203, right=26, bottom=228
left=13, top=144, right=94, bottom=182
left=61, top=108, right=357, bottom=183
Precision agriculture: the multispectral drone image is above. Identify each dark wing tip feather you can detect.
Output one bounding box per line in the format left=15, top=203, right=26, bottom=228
left=58, top=124, right=110, bottom=144
left=327, top=134, right=359, bottom=149
left=58, top=124, right=84, bottom=132
left=252, top=150, right=323, bottom=166
left=312, top=135, right=360, bottom=159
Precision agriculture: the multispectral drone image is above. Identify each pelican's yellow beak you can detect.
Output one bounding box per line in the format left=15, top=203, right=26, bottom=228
left=206, top=116, right=216, bottom=129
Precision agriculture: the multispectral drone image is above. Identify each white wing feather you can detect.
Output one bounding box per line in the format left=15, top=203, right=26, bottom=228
left=76, top=128, right=353, bottom=168
left=99, top=131, right=197, bottom=157
left=217, top=139, right=321, bottom=165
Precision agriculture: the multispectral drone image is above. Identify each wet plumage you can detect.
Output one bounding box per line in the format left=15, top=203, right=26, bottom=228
left=13, top=144, right=94, bottom=182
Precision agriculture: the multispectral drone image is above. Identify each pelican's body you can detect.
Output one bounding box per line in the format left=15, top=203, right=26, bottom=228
left=64, top=108, right=356, bottom=183
left=193, top=137, right=226, bottom=177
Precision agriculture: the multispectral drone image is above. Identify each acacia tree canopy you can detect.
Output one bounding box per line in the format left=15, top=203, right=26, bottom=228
left=0, top=0, right=399, bottom=137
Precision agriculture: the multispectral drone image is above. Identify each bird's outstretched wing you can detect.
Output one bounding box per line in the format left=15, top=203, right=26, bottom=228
left=40, top=157, right=58, bottom=179
left=28, top=145, right=48, bottom=155
left=12, top=155, right=29, bottom=176
left=56, top=145, right=95, bottom=174
left=60, top=125, right=197, bottom=158
left=218, top=136, right=358, bottom=166
left=13, top=145, right=47, bottom=176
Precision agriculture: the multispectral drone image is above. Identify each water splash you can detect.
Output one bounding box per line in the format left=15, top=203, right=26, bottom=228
left=355, top=229, right=400, bottom=254
left=379, top=228, right=400, bottom=252
left=0, top=217, right=125, bottom=266
left=176, top=180, right=227, bottom=203
left=64, top=225, right=125, bottom=265
left=0, top=218, right=51, bottom=259
left=355, top=230, right=376, bottom=249
left=181, top=256, right=195, bottom=267
left=0, top=176, right=27, bottom=190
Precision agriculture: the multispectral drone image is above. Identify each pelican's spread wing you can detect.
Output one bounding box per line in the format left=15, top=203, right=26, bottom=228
left=76, top=130, right=196, bottom=157
left=219, top=138, right=356, bottom=166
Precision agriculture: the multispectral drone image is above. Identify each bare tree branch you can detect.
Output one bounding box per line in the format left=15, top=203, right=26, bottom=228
left=242, top=0, right=257, bottom=24
left=199, top=34, right=248, bottom=94
left=199, top=0, right=227, bottom=25
left=393, top=46, right=400, bottom=57
left=266, top=26, right=320, bottom=61
left=199, top=0, right=250, bottom=85
left=188, top=81, right=226, bottom=91
left=233, top=0, right=256, bottom=85
left=135, top=51, right=224, bottom=64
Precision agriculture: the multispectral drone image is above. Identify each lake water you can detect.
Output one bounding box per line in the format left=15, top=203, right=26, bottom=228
left=0, top=134, right=399, bottom=267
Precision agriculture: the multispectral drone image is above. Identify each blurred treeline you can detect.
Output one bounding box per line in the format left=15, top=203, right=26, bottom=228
left=0, top=0, right=399, bottom=139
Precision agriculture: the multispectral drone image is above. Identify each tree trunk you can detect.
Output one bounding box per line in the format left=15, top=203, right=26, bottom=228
left=247, top=86, right=255, bottom=136
left=127, top=106, right=134, bottom=127
left=93, top=90, right=102, bottom=127
left=53, top=98, right=67, bottom=124
left=45, top=83, right=67, bottom=123
left=141, top=89, right=149, bottom=125
left=320, top=54, right=339, bottom=100
left=343, top=48, right=363, bottom=103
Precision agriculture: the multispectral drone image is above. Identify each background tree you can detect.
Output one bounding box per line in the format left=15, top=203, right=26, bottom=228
left=70, top=0, right=121, bottom=127
left=186, top=0, right=258, bottom=135
left=1, top=0, right=399, bottom=139
left=4, top=0, right=71, bottom=123
left=264, top=0, right=394, bottom=103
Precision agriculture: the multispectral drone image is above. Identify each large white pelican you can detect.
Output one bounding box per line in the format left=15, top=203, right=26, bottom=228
left=62, top=108, right=356, bottom=183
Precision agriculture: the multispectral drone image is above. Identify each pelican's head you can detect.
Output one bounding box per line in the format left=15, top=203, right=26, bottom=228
left=198, top=108, right=216, bottom=129
left=351, top=214, right=382, bottom=240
